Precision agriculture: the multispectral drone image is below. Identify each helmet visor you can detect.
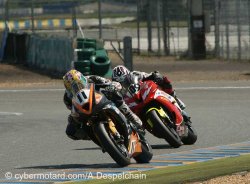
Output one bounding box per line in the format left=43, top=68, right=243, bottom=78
left=120, top=74, right=132, bottom=89
left=71, top=80, right=89, bottom=96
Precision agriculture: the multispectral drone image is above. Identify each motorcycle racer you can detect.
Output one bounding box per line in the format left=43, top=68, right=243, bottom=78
left=63, top=69, right=144, bottom=140
left=111, top=65, right=185, bottom=109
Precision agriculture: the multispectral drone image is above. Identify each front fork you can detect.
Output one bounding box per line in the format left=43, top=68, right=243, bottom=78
left=107, top=117, right=144, bottom=156
left=151, top=106, right=189, bottom=138
left=107, top=119, right=126, bottom=145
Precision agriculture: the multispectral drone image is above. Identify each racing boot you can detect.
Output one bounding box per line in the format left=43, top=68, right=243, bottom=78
left=118, top=102, right=145, bottom=136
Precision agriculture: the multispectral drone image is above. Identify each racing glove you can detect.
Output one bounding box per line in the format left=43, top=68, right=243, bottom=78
left=101, top=85, right=124, bottom=107
left=142, top=71, right=164, bottom=84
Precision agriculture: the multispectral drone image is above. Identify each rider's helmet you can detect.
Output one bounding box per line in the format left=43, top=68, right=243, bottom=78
left=63, top=69, right=88, bottom=95
left=112, top=65, right=130, bottom=84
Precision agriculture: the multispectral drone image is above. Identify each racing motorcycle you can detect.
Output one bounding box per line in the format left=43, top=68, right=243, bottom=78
left=71, top=82, right=153, bottom=167
left=123, top=75, right=197, bottom=148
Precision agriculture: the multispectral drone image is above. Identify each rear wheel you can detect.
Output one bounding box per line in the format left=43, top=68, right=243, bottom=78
left=94, top=122, right=131, bottom=167
left=147, top=110, right=182, bottom=148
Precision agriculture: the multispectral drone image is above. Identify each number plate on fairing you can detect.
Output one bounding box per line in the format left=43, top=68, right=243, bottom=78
left=176, top=125, right=188, bottom=137
left=76, top=89, right=90, bottom=105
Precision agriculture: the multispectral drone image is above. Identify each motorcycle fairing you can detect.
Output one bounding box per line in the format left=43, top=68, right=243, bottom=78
left=142, top=86, right=183, bottom=126
left=72, top=84, right=103, bottom=115
left=146, top=107, right=167, bottom=128
left=152, top=91, right=183, bottom=126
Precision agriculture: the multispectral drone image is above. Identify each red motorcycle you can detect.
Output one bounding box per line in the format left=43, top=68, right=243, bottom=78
left=123, top=76, right=197, bottom=148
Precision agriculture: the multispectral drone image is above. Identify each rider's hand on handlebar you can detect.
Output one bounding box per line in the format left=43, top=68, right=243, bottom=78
left=104, top=85, right=116, bottom=93
left=143, top=71, right=163, bottom=84
left=152, top=71, right=163, bottom=82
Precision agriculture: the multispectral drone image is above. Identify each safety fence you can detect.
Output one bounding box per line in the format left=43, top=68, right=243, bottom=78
left=2, top=32, right=73, bottom=75
left=214, top=0, right=250, bottom=60
left=0, top=0, right=190, bottom=56
left=0, top=0, right=250, bottom=61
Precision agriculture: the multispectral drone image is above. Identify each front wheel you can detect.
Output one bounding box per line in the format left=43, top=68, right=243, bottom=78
left=181, top=122, right=198, bottom=145
left=133, top=140, right=153, bottom=163
left=147, top=110, right=182, bottom=148
left=94, top=122, right=131, bottom=167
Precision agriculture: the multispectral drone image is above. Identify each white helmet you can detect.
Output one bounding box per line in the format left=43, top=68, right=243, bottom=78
left=112, top=65, right=130, bottom=83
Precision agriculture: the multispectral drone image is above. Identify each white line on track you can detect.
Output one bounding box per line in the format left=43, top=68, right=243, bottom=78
left=176, top=86, right=250, bottom=90
left=0, top=89, right=64, bottom=93
left=0, top=86, right=249, bottom=93
left=0, top=112, right=23, bottom=116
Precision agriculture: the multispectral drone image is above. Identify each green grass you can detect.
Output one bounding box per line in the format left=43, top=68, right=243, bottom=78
left=67, top=154, right=250, bottom=184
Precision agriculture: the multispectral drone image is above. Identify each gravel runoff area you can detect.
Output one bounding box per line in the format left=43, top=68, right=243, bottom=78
left=0, top=63, right=62, bottom=88
left=109, top=53, right=250, bottom=82
left=189, top=172, right=250, bottom=184
left=0, top=55, right=250, bottom=183
left=1, top=53, right=250, bottom=88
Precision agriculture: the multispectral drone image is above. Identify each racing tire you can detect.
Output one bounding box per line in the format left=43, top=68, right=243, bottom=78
left=181, top=123, right=197, bottom=145
left=147, top=110, right=182, bottom=148
left=77, top=48, right=95, bottom=60
left=133, top=140, right=153, bottom=163
left=94, top=122, right=131, bottom=167
left=90, top=55, right=110, bottom=75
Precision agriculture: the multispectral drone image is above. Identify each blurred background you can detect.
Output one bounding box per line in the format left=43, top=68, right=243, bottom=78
left=0, top=0, right=249, bottom=75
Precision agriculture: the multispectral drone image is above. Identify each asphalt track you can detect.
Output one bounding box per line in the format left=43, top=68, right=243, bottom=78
left=0, top=80, right=250, bottom=183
